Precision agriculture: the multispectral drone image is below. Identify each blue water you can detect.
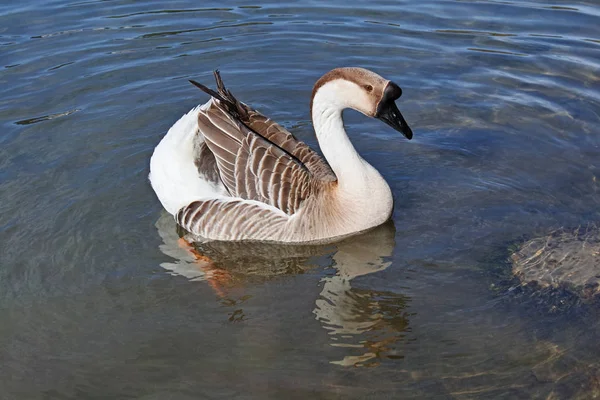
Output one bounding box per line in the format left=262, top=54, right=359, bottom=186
left=1, top=0, right=599, bottom=398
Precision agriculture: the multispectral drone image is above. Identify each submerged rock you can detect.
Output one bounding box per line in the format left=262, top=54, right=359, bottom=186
left=511, top=226, right=600, bottom=302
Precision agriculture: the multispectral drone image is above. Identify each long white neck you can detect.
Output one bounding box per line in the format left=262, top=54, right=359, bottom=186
left=310, top=79, right=394, bottom=227
left=311, top=83, right=371, bottom=190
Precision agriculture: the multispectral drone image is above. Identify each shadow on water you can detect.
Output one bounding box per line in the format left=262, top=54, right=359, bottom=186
left=156, top=213, right=411, bottom=367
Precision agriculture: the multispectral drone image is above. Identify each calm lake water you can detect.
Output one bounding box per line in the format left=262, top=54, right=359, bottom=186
left=1, top=0, right=600, bottom=398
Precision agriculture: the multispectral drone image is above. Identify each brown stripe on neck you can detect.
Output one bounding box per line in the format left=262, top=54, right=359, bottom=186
left=309, top=67, right=387, bottom=116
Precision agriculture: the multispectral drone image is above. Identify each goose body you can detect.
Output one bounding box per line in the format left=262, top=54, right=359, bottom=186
left=150, top=67, right=412, bottom=243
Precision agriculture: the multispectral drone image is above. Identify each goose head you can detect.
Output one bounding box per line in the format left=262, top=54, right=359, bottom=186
left=311, top=67, right=413, bottom=139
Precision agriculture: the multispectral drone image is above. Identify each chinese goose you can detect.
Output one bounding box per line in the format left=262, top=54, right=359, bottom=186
left=149, top=67, right=413, bottom=243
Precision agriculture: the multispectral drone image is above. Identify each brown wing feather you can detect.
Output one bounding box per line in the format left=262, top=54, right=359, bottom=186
left=241, top=109, right=336, bottom=181
left=200, top=100, right=314, bottom=215
left=176, top=198, right=288, bottom=241
left=191, top=71, right=336, bottom=182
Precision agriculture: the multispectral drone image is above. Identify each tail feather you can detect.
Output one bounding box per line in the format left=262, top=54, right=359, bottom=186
left=189, top=70, right=249, bottom=121
left=150, top=104, right=225, bottom=216
left=188, top=79, right=225, bottom=103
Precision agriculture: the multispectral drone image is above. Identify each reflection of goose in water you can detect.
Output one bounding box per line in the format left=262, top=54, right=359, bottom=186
left=155, top=212, right=333, bottom=282
left=313, top=222, right=411, bottom=366
left=155, top=213, right=410, bottom=366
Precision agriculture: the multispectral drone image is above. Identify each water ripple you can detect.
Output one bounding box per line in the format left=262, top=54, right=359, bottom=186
left=14, top=109, right=80, bottom=125
left=107, top=8, right=235, bottom=19
left=1, top=0, right=600, bottom=398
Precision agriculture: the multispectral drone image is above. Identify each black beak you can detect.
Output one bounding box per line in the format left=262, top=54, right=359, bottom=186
left=375, top=81, right=413, bottom=140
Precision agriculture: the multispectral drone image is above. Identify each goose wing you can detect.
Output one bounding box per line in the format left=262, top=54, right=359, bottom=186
left=197, top=98, right=315, bottom=216
left=239, top=108, right=336, bottom=180
left=189, top=72, right=335, bottom=216
left=176, top=197, right=289, bottom=242
left=190, top=71, right=336, bottom=181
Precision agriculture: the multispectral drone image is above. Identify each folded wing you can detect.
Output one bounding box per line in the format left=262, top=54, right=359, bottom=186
left=190, top=71, right=337, bottom=216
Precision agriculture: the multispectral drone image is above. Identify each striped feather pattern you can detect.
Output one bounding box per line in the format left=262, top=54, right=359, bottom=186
left=199, top=100, right=316, bottom=215
left=192, top=72, right=336, bottom=181
left=241, top=109, right=336, bottom=181
left=176, top=198, right=288, bottom=241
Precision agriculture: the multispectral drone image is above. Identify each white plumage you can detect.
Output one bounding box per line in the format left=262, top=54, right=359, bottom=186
left=149, top=67, right=413, bottom=243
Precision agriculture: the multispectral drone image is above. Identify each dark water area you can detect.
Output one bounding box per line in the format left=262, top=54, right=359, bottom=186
left=1, top=0, right=599, bottom=398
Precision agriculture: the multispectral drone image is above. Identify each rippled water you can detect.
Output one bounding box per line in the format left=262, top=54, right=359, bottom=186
left=1, top=0, right=600, bottom=398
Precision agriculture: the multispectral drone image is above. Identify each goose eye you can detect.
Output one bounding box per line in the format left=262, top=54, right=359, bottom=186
left=364, top=84, right=373, bottom=92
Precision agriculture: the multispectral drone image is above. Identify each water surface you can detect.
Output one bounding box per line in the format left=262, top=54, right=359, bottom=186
left=1, top=0, right=600, bottom=398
